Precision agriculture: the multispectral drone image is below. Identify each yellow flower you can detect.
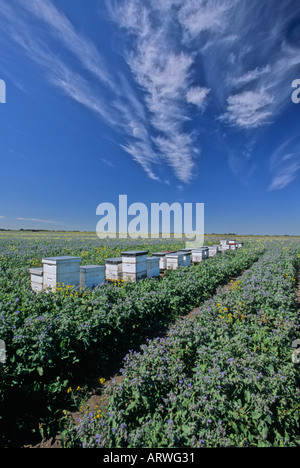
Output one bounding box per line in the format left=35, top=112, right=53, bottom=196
left=67, top=387, right=72, bottom=394
left=99, top=377, right=106, bottom=385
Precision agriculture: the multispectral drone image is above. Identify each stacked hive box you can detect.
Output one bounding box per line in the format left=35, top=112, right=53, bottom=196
left=80, top=265, right=105, bottom=288
left=146, top=257, right=160, bottom=278
left=228, top=239, right=236, bottom=250
left=105, top=257, right=123, bottom=281
left=165, top=252, right=185, bottom=270
left=219, top=240, right=230, bottom=252
left=237, top=242, right=243, bottom=248
left=121, top=250, right=148, bottom=282
left=42, top=256, right=81, bottom=291
left=30, top=267, right=44, bottom=292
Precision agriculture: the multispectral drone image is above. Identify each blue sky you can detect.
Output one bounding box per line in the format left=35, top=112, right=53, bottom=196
left=0, top=0, right=300, bottom=235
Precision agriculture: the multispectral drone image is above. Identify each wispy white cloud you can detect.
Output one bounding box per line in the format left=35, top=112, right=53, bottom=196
left=219, top=89, right=274, bottom=128
left=0, top=2, right=116, bottom=125
left=268, top=160, right=300, bottom=191
left=268, top=136, right=300, bottom=190
left=178, top=0, right=237, bottom=39
left=186, top=86, right=210, bottom=109
left=101, top=158, right=114, bottom=168
left=19, top=0, right=114, bottom=88
left=2, top=0, right=300, bottom=186
left=9, top=150, right=27, bottom=160
left=0, top=216, right=5, bottom=219
left=16, top=217, right=60, bottom=224
left=231, top=66, right=271, bottom=86
left=0, top=0, right=161, bottom=179
left=108, top=0, right=204, bottom=183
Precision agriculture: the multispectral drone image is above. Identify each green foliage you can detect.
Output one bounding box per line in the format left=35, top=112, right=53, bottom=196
left=0, top=232, right=263, bottom=445
left=62, top=242, right=300, bottom=448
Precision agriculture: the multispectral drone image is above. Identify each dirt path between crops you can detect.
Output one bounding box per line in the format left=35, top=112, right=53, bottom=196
left=25, top=268, right=300, bottom=448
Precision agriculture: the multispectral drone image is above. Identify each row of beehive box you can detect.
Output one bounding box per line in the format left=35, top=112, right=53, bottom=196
left=219, top=239, right=243, bottom=251
left=30, top=242, right=242, bottom=292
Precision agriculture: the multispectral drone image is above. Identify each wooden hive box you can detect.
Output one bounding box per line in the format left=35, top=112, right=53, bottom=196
left=30, top=267, right=43, bottom=292
left=42, top=256, right=81, bottom=291
left=146, top=257, right=160, bottom=278
left=208, top=245, right=219, bottom=257
left=219, top=244, right=230, bottom=252
left=179, top=249, right=191, bottom=267
left=151, top=251, right=175, bottom=271
left=165, top=252, right=185, bottom=270
left=220, top=239, right=229, bottom=246
left=201, top=247, right=209, bottom=259
left=121, top=250, right=148, bottom=282
left=105, top=257, right=123, bottom=281
left=80, top=265, right=105, bottom=289
left=191, top=247, right=209, bottom=263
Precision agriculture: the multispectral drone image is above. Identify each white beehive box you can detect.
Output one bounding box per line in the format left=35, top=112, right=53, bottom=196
left=191, top=247, right=209, bottom=263
left=191, top=250, right=202, bottom=263
left=179, top=249, right=191, bottom=267
left=80, top=265, right=105, bottom=289
left=151, top=252, right=167, bottom=271
left=105, top=257, right=123, bottom=281
left=220, top=239, right=229, bottom=246
left=121, top=250, right=148, bottom=282
left=165, top=252, right=185, bottom=270
left=202, top=247, right=209, bottom=259
left=151, top=251, right=176, bottom=271
left=146, top=257, right=160, bottom=278
left=42, top=256, right=81, bottom=290
left=30, top=267, right=43, bottom=292
left=208, top=245, right=219, bottom=257
left=237, top=242, right=243, bottom=248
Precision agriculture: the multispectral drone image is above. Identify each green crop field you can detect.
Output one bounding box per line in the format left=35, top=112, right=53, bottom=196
left=0, top=231, right=299, bottom=448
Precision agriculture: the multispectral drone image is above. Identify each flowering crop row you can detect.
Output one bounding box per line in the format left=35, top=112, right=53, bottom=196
left=62, top=242, right=300, bottom=447
left=0, top=235, right=264, bottom=445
